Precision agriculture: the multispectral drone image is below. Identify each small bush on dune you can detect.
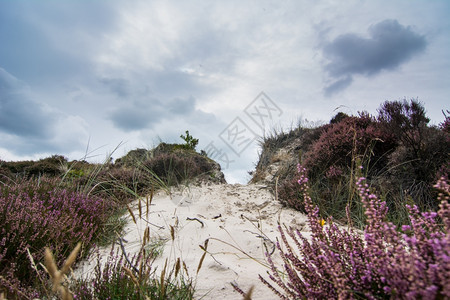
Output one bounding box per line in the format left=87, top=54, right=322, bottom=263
left=384, top=126, right=449, bottom=209
left=180, top=130, right=199, bottom=151
left=441, top=110, right=450, bottom=134
left=115, top=148, right=152, bottom=168
left=143, top=153, right=202, bottom=185
left=303, top=112, right=396, bottom=179
left=1, top=155, right=67, bottom=179
left=0, top=177, right=116, bottom=297
left=91, top=166, right=145, bottom=204
left=142, top=146, right=220, bottom=186
left=278, top=176, right=307, bottom=213
left=377, top=100, right=449, bottom=208
left=0, top=162, right=14, bottom=184
left=0, top=160, right=34, bottom=178
left=260, top=164, right=450, bottom=299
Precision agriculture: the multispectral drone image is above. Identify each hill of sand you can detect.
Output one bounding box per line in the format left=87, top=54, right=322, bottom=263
left=75, top=182, right=310, bottom=299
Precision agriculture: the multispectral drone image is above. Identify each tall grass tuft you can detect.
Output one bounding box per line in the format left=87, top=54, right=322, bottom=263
left=71, top=245, right=195, bottom=299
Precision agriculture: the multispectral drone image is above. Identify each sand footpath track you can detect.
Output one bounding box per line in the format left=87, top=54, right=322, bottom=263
left=75, top=183, right=310, bottom=299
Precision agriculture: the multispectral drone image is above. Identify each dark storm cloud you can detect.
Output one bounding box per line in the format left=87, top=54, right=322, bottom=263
left=322, top=19, right=427, bottom=95
left=0, top=68, right=55, bottom=138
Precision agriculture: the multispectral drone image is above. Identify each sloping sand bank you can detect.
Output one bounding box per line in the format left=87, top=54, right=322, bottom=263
left=76, top=183, right=310, bottom=299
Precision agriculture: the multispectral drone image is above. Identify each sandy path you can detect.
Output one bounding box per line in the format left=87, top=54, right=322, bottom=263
left=75, top=183, right=310, bottom=299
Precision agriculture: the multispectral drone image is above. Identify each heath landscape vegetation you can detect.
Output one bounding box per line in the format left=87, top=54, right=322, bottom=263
left=0, top=99, right=448, bottom=299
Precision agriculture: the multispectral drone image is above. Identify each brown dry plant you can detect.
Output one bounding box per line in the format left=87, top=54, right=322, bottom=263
left=43, top=242, right=81, bottom=300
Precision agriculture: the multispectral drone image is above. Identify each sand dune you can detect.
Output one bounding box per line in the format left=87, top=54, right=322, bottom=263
left=76, top=182, right=310, bottom=299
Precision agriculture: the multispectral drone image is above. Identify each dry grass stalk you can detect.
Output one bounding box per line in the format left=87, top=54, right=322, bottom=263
left=123, top=266, right=139, bottom=286
left=138, top=254, right=144, bottom=283
left=243, top=286, right=254, bottom=300
left=146, top=187, right=154, bottom=219
left=197, top=239, right=209, bottom=275
left=127, top=204, right=137, bottom=224
left=160, top=259, right=168, bottom=298
left=170, top=225, right=175, bottom=241
left=138, top=197, right=142, bottom=218
left=143, top=226, right=150, bottom=245
left=174, top=258, right=181, bottom=278
left=44, top=242, right=81, bottom=300
left=183, top=261, right=190, bottom=277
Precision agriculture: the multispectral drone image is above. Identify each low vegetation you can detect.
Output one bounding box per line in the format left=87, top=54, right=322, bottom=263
left=253, top=99, right=449, bottom=228
left=0, top=132, right=221, bottom=298
left=0, top=99, right=448, bottom=299
left=249, top=164, right=449, bottom=299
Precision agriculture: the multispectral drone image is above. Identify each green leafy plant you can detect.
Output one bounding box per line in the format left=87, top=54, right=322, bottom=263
left=180, top=130, right=199, bottom=151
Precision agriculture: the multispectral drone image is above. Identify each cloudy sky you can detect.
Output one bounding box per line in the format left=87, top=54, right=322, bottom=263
left=0, top=0, right=449, bottom=183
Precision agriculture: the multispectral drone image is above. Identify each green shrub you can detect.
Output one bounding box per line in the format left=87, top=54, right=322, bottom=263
left=180, top=130, right=199, bottom=151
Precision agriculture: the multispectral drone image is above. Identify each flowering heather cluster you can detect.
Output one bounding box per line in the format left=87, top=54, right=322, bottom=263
left=303, top=114, right=396, bottom=177
left=0, top=177, right=116, bottom=296
left=70, top=246, right=139, bottom=299
left=260, top=164, right=449, bottom=299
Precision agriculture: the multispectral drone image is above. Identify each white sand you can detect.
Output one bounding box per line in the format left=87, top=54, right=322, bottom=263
left=75, top=182, right=310, bottom=299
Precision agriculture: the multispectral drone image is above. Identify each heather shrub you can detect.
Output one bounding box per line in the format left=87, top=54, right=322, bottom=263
left=143, top=153, right=202, bottom=186
left=330, top=111, right=350, bottom=124
left=377, top=99, right=430, bottom=151
left=92, top=166, right=145, bottom=205
left=441, top=110, right=450, bottom=134
left=276, top=113, right=396, bottom=226
left=1, top=156, right=89, bottom=182
left=260, top=164, right=450, bottom=299
left=377, top=100, right=450, bottom=211
left=277, top=176, right=306, bottom=213
left=24, top=160, right=62, bottom=178
left=0, top=161, right=14, bottom=184
left=142, top=148, right=220, bottom=187
left=392, top=125, right=447, bottom=178
left=303, top=113, right=396, bottom=179
left=115, top=148, right=152, bottom=167
left=14, top=155, right=67, bottom=178
left=0, top=160, right=34, bottom=177
left=0, top=177, right=116, bottom=297
left=377, top=99, right=444, bottom=181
